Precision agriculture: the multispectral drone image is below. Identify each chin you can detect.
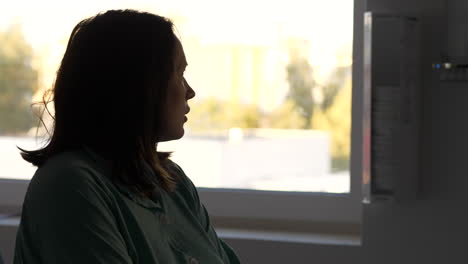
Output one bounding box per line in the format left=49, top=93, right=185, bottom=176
left=158, top=128, right=185, bottom=142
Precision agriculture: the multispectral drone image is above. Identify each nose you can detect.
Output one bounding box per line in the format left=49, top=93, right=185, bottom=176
left=185, top=79, right=196, bottom=100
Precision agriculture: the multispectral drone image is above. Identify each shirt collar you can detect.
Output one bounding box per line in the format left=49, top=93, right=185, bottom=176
left=81, top=146, right=164, bottom=211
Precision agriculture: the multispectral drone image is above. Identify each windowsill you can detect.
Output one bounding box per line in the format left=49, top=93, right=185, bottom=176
left=0, top=215, right=20, bottom=227
left=217, top=227, right=361, bottom=246
left=0, top=216, right=361, bottom=249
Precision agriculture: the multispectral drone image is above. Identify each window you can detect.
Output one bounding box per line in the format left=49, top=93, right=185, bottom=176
left=0, top=0, right=362, bottom=239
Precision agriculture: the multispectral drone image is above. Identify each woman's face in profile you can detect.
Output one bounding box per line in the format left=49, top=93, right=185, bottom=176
left=158, top=38, right=195, bottom=142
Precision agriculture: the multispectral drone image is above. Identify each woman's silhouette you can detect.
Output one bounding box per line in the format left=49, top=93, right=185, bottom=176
left=14, top=9, right=240, bottom=264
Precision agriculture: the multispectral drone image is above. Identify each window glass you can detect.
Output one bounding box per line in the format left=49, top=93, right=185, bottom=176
left=0, top=0, right=353, bottom=193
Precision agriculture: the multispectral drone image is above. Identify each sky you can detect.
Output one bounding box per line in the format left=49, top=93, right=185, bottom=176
left=0, top=1, right=353, bottom=49
left=0, top=0, right=353, bottom=83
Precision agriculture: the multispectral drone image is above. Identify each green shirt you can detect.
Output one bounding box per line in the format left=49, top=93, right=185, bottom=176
left=14, top=147, right=240, bottom=264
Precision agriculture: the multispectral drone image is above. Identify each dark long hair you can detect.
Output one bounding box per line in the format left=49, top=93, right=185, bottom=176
left=20, top=9, right=178, bottom=195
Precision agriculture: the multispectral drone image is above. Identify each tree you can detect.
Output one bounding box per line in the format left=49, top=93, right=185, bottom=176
left=186, top=97, right=262, bottom=132
left=285, top=58, right=315, bottom=128
left=320, top=65, right=351, bottom=111
left=0, top=24, right=38, bottom=135
left=311, top=79, right=352, bottom=171
left=262, top=99, right=306, bottom=129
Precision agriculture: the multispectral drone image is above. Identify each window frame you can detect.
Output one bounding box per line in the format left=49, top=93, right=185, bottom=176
left=0, top=0, right=364, bottom=238
left=195, top=0, right=365, bottom=233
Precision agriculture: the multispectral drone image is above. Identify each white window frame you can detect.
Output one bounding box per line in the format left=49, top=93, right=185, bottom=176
left=0, top=0, right=365, bottom=240
left=199, top=0, right=365, bottom=235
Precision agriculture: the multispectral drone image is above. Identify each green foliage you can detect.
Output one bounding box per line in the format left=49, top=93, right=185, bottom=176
left=187, top=97, right=262, bottom=131
left=188, top=97, right=309, bottom=131
left=262, top=99, right=306, bottom=129
left=311, top=79, right=352, bottom=171
left=0, top=24, right=38, bottom=135
left=320, top=65, right=351, bottom=111
left=186, top=61, right=352, bottom=167
left=286, top=58, right=315, bottom=128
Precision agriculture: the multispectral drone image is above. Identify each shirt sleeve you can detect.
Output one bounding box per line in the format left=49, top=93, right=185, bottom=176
left=14, top=164, right=133, bottom=264
left=169, top=161, right=241, bottom=264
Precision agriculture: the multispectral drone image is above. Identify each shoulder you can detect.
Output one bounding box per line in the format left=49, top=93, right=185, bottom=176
left=25, top=149, right=115, bottom=211
left=17, top=150, right=135, bottom=264
left=32, top=150, right=101, bottom=187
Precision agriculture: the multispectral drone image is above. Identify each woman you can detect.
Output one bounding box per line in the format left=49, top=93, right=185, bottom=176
left=14, top=9, right=240, bottom=264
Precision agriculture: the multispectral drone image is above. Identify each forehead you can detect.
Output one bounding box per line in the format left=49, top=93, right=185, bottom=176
left=174, top=38, right=187, bottom=65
